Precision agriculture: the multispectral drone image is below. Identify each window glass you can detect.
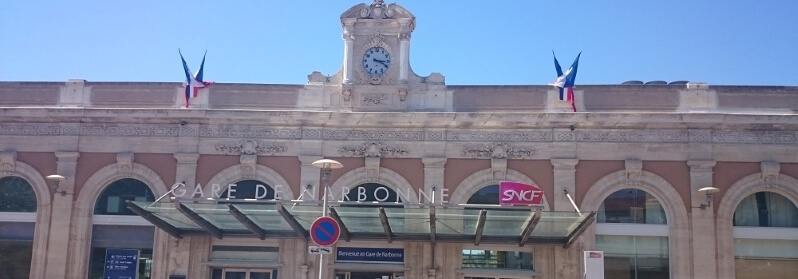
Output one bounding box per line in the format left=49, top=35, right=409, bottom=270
left=733, top=192, right=798, bottom=228
left=598, top=188, right=667, bottom=224
left=461, top=249, right=533, bottom=270
left=597, top=235, right=669, bottom=279
left=0, top=240, right=33, bottom=279
left=0, top=176, right=36, bottom=212
left=220, top=180, right=275, bottom=200
left=467, top=185, right=500, bottom=205
left=94, top=178, right=155, bottom=215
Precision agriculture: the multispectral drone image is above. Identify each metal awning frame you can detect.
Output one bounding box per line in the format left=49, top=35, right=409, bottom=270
left=128, top=200, right=595, bottom=246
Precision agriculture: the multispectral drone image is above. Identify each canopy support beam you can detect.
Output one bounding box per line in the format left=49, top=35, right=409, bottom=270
left=329, top=207, right=351, bottom=242
left=175, top=201, right=223, bottom=239
left=276, top=203, right=309, bottom=241
left=429, top=207, right=437, bottom=244
left=564, top=211, right=596, bottom=248
left=519, top=209, right=542, bottom=247
left=474, top=209, right=487, bottom=246
left=378, top=207, right=393, bottom=243
left=127, top=201, right=183, bottom=239
left=227, top=204, right=267, bottom=240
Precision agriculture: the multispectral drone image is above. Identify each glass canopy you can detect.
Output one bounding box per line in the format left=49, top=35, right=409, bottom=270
left=128, top=201, right=594, bottom=247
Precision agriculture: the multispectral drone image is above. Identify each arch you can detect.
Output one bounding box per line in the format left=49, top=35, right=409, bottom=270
left=67, top=162, right=168, bottom=278
left=716, top=173, right=798, bottom=279
left=329, top=167, right=418, bottom=204
left=1, top=161, right=51, bottom=279
left=448, top=168, right=551, bottom=210
left=204, top=164, right=295, bottom=200
left=580, top=170, right=690, bottom=279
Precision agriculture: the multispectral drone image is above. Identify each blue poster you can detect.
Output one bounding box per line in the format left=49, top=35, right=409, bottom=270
left=104, top=248, right=139, bottom=279
left=336, top=247, right=404, bottom=263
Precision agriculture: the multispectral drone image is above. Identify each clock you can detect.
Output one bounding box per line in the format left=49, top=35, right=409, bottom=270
left=362, top=47, right=391, bottom=76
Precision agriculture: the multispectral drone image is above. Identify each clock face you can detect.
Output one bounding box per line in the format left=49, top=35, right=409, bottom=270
left=362, top=47, right=391, bottom=76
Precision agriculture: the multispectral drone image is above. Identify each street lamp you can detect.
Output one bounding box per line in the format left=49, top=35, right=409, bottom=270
left=45, top=174, right=71, bottom=197
left=311, top=159, right=343, bottom=279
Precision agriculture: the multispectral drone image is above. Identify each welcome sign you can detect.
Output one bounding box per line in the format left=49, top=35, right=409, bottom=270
left=499, top=181, right=545, bottom=206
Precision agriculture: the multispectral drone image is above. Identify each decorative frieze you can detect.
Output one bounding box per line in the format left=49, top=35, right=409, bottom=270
left=338, top=142, right=410, bottom=158
left=362, top=93, right=390, bottom=105
left=199, top=127, right=302, bottom=139
left=461, top=143, right=535, bottom=159
left=81, top=125, right=179, bottom=137
left=215, top=140, right=286, bottom=156
left=323, top=130, right=425, bottom=141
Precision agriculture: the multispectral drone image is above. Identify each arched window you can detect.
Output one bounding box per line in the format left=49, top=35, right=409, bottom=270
left=466, top=184, right=499, bottom=205
left=733, top=191, right=798, bottom=228
left=732, top=191, right=798, bottom=279
left=0, top=176, right=36, bottom=278
left=596, top=188, right=669, bottom=279
left=90, top=178, right=156, bottom=279
left=220, top=180, right=276, bottom=200
left=598, top=188, right=666, bottom=224
left=0, top=176, right=36, bottom=212
left=343, top=183, right=402, bottom=204
left=94, top=178, right=155, bottom=215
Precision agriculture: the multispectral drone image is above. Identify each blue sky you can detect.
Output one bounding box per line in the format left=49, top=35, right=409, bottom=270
left=2, top=1, right=797, bottom=86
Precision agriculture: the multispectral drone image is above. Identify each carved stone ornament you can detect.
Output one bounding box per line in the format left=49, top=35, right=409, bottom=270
left=362, top=93, right=389, bottom=105
left=0, top=151, right=16, bottom=176
left=215, top=140, right=286, bottom=156
left=625, top=159, right=643, bottom=185
left=398, top=88, right=408, bottom=101
left=338, top=142, right=410, bottom=158
left=116, top=153, right=134, bottom=175
left=761, top=161, right=780, bottom=186
left=461, top=143, right=535, bottom=159
left=342, top=88, right=352, bottom=101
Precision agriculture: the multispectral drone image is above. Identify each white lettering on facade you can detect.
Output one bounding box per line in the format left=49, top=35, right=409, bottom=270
left=226, top=184, right=237, bottom=199
left=501, top=189, right=543, bottom=202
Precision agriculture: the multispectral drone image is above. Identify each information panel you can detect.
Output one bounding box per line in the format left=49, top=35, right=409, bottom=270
left=336, top=247, right=404, bottom=263
left=104, top=248, right=139, bottom=279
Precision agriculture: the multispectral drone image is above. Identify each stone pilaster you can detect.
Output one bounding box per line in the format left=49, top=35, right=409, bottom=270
left=44, top=151, right=79, bottom=278
left=688, top=160, right=717, bottom=279
left=551, top=159, right=582, bottom=279
left=299, top=156, right=323, bottom=201
left=422, top=158, right=447, bottom=203
left=341, top=20, right=355, bottom=84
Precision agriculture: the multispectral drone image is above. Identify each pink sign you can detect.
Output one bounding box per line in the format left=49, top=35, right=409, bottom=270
left=499, top=181, right=545, bottom=206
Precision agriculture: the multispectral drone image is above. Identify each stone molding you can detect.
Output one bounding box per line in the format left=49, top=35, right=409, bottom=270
left=337, top=142, right=409, bottom=158
left=448, top=168, right=550, bottom=210
left=580, top=170, right=691, bottom=279
left=1, top=123, right=797, bottom=146
left=214, top=140, right=287, bottom=156
left=461, top=142, right=535, bottom=159
left=715, top=172, right=798, bottom=279
left=203, top=164, right=295, bottom=200
left=329, top=167, right=418, bottom=204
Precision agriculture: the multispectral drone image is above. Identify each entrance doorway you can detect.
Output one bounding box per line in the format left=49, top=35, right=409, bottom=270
left=211, top=268, right=276, bottom=279
left=335, top=271, right=405, bottom=279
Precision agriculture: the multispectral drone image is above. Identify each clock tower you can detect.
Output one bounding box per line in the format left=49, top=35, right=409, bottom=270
left=304, top=0, right=448, bottom=111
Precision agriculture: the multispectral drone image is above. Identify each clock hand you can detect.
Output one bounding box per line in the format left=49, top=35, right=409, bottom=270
left=372, top=58, right=389, bottom=67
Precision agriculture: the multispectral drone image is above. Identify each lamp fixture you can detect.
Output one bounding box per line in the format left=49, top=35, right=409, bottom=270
left=46, top=174, right=74, bottom=197
left=696, top=186, right=720, bottom=210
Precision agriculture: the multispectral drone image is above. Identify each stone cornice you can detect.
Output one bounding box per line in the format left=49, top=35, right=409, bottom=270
left=0, top=108, right=797, bottom=130
left=0, top=122, right=796, bottom=146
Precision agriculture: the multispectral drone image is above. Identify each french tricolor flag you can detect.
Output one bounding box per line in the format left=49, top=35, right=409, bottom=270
left=549, top=51, right=581, bottom=112
left=179, top=50, right=215, bottom=108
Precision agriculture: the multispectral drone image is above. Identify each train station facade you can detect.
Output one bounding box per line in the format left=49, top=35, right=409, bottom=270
left=1, top=1, right=797, bottom=279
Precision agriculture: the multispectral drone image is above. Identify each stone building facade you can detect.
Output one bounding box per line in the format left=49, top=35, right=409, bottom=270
left=1, top=1, right=797, bottom=279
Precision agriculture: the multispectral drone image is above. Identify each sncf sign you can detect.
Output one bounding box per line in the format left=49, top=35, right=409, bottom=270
left=499, top=181, right=545, bottom=206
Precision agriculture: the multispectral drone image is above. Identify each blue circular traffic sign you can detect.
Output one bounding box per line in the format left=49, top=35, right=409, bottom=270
left=310, top=216, right=340, bottom=246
